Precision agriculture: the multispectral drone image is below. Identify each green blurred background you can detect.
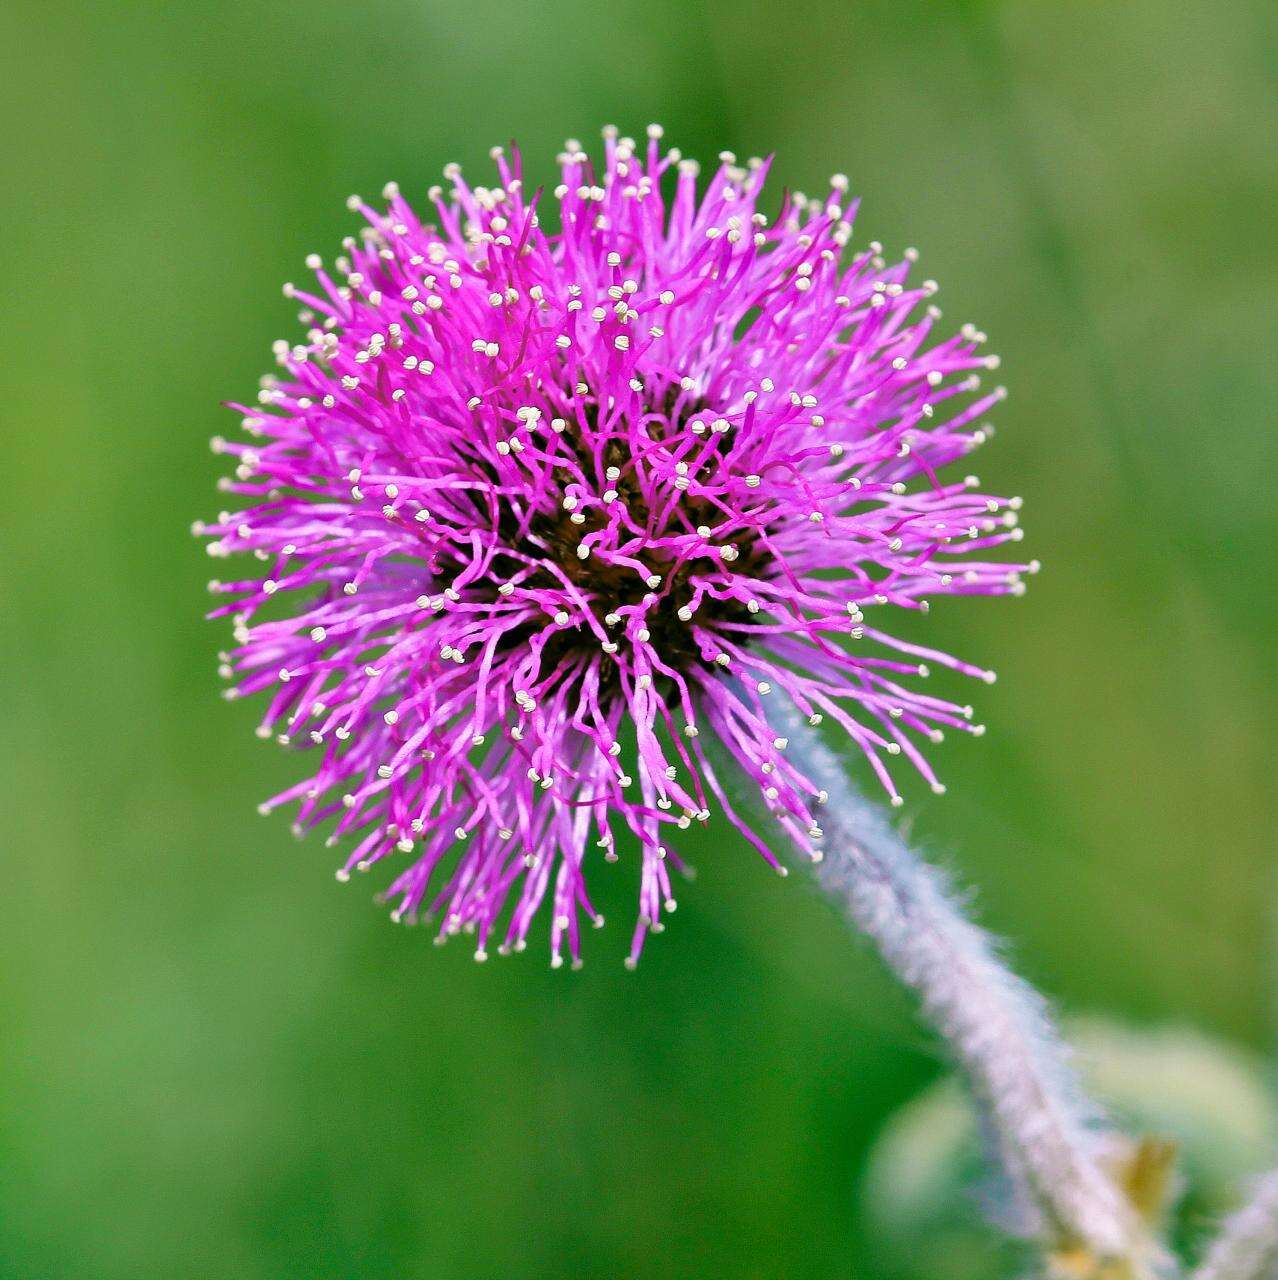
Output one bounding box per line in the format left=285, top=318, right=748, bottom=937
left=2, top=1, right=1276, bottom=1276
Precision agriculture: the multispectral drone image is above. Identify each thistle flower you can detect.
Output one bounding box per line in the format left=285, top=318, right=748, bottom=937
left=200, top=127, right=1151, bottom=1269
left=200, top=126, right=1030, bottom=968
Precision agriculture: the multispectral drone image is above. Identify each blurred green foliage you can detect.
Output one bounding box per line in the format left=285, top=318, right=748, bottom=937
left=1, top=1, right=1275, bottom=1277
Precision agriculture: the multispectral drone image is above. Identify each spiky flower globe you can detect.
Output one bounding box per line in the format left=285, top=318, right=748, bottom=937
left=201, top=126, right=1029, bottom=968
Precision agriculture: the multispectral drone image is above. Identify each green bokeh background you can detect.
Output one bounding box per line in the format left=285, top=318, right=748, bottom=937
left=3, top=1, right=1275, bottom=1276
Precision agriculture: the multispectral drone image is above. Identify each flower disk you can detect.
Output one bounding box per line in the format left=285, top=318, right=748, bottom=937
left=201, top=127, right=1031, bottom=967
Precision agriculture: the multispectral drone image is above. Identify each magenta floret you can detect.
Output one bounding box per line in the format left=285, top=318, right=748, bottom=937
left=201, top=128, right=1030, bottom=966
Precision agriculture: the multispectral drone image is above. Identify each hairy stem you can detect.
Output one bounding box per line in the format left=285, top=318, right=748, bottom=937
left=775, top=706, right=1139, bottom=1264
left=1192, top=1172, right=1278, bottom=1280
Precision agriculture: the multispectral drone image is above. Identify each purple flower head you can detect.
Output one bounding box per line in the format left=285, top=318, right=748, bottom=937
left=201, top=127, right=1030, bottom=967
